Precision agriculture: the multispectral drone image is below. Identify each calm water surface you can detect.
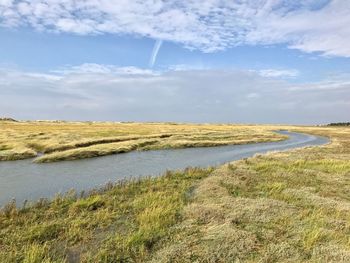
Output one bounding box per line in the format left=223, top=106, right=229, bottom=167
left=0, top=131, right=328, bottom=206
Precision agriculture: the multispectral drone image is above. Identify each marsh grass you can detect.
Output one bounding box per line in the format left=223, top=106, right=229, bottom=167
left=34, top=138, right=161, bottom=163
left=0, top=167, right=213, bottom=262
left=0, top=121, right=285, bottom=162
left=148, top=127, right=350, bottom=262
left=1, top=125, right=350, bottom=262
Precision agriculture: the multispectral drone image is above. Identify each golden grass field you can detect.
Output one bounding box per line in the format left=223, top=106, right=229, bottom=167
left=0, top=120, right=286, bottom=163
left=0, top=122, right=350, bottom=262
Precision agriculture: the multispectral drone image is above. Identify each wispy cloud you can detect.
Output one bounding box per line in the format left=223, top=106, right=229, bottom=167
left=1, top=1, right=350, bottom=57
left=149, top=40, right=163, bottom=68
left=52, top=64, right=155, bottom=75
left=258, top=69, right=300, bottom=78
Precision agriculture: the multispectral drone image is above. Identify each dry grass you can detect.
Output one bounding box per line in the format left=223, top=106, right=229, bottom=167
left=150, top=126, right=350, bottom=262
left=0, top=121, right=285, bottom=162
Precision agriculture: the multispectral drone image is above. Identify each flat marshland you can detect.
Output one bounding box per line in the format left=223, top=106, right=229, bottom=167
left=1, top=122, right=350, bottom=262
left=0, top=121, right=285, bottom=163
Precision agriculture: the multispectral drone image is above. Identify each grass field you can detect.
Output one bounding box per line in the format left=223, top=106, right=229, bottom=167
left=1, top=125, right=350, bottom=262
left=0, top=120, right=285, bottom=162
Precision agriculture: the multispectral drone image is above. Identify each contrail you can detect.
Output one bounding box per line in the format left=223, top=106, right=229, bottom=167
left=149, top=39, right=163, bottom=67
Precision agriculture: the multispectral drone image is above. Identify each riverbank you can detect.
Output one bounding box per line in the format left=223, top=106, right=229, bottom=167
left=1, top=126, right=349, bottom=262
left=0, top=131, right=326, bottom=206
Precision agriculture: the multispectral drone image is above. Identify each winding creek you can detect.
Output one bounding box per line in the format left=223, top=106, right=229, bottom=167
left=0, top=130, right=329, bottom=207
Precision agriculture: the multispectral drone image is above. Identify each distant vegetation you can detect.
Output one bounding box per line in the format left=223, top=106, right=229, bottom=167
left=0, top=121, right=286, bottom=162
left=0, top=117, right=17, bottom=122
left=1, top=126, right=350, bottom=262
left=327, top=122, right=350, bottom=126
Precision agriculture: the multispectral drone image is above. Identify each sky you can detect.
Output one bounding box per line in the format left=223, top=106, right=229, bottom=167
left=0, top=0, right=349, bottom=124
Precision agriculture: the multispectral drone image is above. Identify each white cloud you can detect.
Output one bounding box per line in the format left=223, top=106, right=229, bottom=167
left=52, top=64, right=155, bottom=75
left=258, top=69, right=300, bottom=78
left=0, top=0, right=13, bottom=6
left=0, top=64, right=349, bottom=124
left=1, top=1, right=350, bottom=56
left=290, top=80, right=350, bottom=91
left=167, top=64, right=209, bottom=72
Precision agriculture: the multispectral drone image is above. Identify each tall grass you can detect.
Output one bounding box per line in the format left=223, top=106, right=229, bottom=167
left=0, top=167, right=212, bottom=262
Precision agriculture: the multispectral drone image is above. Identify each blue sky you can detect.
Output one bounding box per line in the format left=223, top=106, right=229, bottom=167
left=2, top=27, right=350, bottom=83
left=0, top=0, right=349, bottom=124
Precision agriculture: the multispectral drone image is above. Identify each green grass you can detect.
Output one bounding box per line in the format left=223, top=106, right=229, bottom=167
left=0, top=168, right=212, bottom=262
